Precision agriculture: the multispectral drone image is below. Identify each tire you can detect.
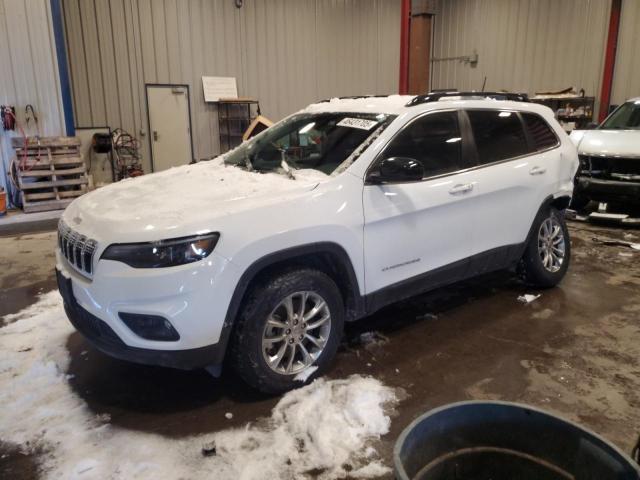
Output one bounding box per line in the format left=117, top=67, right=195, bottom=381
left=229, top=268, right=344, bottom=394
left=521, top=206, right=571, bottom=288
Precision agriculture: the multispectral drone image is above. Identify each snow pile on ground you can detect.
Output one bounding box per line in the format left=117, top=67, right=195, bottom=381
left=517, top=293, right=541, bottom=304
left=205, top=375, right=397, bottom=479
left=0, top=292, right=398, bottom=479
left=356, top=331, right=390, bottom=350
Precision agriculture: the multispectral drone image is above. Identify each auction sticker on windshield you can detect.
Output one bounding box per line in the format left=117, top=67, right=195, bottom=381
left=337, top=117, right=379, bottom=131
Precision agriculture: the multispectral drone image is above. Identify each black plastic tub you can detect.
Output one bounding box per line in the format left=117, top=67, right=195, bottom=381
left=394, top=401, right=640, bottom=480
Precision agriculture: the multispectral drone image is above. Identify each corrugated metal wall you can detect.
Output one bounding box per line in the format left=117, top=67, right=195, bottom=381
left=0, top=0, right=65, bottom=198
left=611, top=0, right=640, bottom=106
left=62, top=0, right=401, bottom=172
left=431, top=0, right=611, bottom=114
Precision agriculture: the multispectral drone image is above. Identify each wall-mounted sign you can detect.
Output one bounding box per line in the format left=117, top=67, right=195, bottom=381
left=202, top=76, right=238, bottom=102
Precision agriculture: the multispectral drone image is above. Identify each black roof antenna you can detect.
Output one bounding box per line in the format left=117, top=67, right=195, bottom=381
left=481, top=76, right=487, bottom=92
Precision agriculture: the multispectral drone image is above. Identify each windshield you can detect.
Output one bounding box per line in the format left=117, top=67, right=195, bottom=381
left=224, top=112, right=394, bottom=176
left=600, top=101, right=640, bottom=130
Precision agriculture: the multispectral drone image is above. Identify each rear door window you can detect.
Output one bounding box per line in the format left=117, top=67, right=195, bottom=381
left=467, top=110, right=529, bottom=164
left=522, top=112, right=558, bottom=151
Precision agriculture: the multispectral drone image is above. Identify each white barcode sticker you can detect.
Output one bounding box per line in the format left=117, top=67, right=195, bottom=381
left=337, top=117, right=378, bottom=131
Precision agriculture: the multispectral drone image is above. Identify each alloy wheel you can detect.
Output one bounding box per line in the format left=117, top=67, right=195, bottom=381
left=261, top=291, right=331, bottom=375
left=538, top=216, right=566, bottom=273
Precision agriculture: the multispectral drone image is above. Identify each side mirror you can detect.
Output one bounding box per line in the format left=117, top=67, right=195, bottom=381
left=370, top=157, right=425, bottom=184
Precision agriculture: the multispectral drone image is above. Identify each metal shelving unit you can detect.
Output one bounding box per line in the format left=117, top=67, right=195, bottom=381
left=217, top=98, right=260, bottom=153
left=530, top=96, right=595, bottom=132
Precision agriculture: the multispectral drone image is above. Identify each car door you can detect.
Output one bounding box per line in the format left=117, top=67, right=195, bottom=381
left=362, top=109, right=477, bottom=303
left=463, top=109, right=561, bottom=261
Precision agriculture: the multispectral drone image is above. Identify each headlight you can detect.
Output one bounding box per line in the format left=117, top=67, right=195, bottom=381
left=101, top=233, right=219, bottom=268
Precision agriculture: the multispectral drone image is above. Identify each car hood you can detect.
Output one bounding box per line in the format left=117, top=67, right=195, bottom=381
left=63, top=158, right=329, bottom=241
left=570, top=129, right=640, bottom=158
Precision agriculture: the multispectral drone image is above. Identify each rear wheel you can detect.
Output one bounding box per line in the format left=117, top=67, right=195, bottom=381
left=521, top=207, right=570, bottom=288
left=230, top=268, right=344, bottom=394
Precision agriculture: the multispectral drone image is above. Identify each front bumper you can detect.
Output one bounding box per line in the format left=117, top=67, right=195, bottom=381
left=575, top=176, right=640, bottom=204
left=56, top=268, right=224, bottom=369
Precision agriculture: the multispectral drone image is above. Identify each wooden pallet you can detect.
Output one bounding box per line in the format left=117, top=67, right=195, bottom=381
left=12, top=136, right=88, bottom=213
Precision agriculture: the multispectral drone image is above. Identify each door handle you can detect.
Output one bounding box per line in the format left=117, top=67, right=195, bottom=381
left=529, top=166, right=546, bottom=175
left=153, top=130, right=159, bottom=141
left=449, top=183, right=474, bottom=195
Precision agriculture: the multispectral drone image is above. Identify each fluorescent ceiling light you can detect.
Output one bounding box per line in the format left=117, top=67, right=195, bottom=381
left=299, top=122, right=315, bottom=134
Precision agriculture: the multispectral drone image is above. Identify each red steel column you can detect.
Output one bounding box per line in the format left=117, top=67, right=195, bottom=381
left=598, top=0, right=622, bottom=122
left=399, top=0, right=411, bottom=94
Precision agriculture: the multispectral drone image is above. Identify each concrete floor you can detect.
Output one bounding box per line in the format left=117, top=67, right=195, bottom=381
left=1, top=221, right=640, bottom=478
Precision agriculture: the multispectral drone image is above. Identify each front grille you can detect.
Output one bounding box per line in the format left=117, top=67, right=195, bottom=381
left=579, top=155, right=640, bottom=181
left=58, top=220, right=97, bottom=277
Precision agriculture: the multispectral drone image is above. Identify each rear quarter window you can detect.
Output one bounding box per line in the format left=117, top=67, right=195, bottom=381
left=522, top=112, right=558, bottom=151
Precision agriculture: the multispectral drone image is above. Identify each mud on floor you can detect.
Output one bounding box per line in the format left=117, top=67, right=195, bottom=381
left=1, top=222, right=640, bottom=479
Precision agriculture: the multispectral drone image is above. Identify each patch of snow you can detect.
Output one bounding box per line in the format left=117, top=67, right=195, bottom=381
left=224, top=412, right=233, bottom=420
left=56, top=263, right=71, bottom=279
left=0, top=292, right=398, bottom=479
left=68, top=157, right=329, bottom=229
left=357, top=331, right=390, bottom=350
left=531, top=308, right=555, bottom=320
left=293, top=365, right=318, bottom=382
left=349, top=462, right=392, bottom=478
left=303, top=95, right=414, bottom=116
left=204, top=375, right=397, bottom=479
left=517, top=293, right=541, bottom=304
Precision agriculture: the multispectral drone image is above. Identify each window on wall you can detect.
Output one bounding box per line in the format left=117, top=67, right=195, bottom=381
left=467, top=110, right=528, bottom=164
left=522, top=113, right=558, bottom=151
left=380, top=111, right=464, bottom=178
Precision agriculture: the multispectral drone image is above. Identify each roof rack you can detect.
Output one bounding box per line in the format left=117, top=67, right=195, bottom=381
left=317, top=94, right=390, bottom=103
left=406, top=91, right=529, bottom=107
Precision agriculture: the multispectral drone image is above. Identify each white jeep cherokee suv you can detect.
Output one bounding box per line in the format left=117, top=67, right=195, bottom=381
left=56, top=92, right=578, bottom=393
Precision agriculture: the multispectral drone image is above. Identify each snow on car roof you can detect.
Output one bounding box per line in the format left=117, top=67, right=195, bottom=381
left=303, top=95, right=415, bottom=115
left=302, top=94, right=555, bottom=117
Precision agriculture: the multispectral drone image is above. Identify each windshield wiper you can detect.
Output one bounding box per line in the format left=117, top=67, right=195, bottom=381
left=271, top=143, right=296, bottom=180
left=244, top=152, right=254, bottom=171
left=280, top=156, right=295, bottom=180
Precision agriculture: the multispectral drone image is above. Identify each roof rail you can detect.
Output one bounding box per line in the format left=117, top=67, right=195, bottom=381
left=318, top=94, right=390, bottom=103
left=406, top=91, right=529, bottom=107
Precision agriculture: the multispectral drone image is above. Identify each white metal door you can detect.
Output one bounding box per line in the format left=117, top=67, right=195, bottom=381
left=362, top=109, right=476, bottom=294
left=469, top=154, right=553, bottom=256
left=147, top=85, right=192, bottom=172
left=463, top=109, right=558, bottom=256
left=363, top=173, right=476, bottom=294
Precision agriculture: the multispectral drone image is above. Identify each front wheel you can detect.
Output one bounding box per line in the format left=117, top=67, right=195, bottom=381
left=521, top=207, right=571, bottom=288
left=229, top=268, right=344, bottom=394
